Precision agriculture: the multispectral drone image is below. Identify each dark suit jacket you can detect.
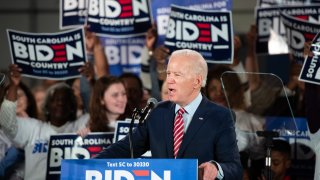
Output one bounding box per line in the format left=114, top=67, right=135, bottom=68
left=95, top=96, right=242, bottom=179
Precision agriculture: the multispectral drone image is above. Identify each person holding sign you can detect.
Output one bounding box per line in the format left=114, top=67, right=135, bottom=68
left=77, top=76, right=127, bottom=136
left=140, top=25, right=170, bottom=101
left=94, top=49, right=242, bottom=179
left=0, top=64, right=88, bottom=180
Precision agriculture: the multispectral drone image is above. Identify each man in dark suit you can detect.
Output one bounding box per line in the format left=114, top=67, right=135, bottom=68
left=95, top=49, right=242, bottom=179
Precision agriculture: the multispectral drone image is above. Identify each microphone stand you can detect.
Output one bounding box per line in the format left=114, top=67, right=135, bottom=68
left=256, top=131, right=279, bottom=180
left=129, top=108, right=141, bottom=158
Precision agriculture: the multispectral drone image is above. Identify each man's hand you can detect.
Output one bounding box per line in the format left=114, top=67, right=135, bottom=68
left=198, top=162, right=218, bottom=180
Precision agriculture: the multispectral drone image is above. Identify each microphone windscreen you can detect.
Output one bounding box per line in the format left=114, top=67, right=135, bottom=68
left=147, top=97, right=158, bottom=107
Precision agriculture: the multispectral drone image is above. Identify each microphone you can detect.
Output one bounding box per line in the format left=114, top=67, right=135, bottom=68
left=129, top=98, right=158, bottom=158
left=139, top=98, right=158, bottom=124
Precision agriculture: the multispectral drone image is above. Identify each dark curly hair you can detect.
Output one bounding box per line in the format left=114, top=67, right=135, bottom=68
left=42, top=82, right=77, bottom=122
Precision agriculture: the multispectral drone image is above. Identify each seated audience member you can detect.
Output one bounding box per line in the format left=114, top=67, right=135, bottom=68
left=0, top=64, right=88, bottom=180
left=94, top=49, right=243, bottom=179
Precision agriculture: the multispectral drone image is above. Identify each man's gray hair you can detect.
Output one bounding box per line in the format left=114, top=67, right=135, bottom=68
left=170, top=49, right=208, bottom=87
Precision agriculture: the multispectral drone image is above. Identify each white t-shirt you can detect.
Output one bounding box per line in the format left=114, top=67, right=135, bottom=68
left=234, top=110, right=265, bottom=160
left=0, top=99, right=88, bottom=180
left=0, top=130, right=12, bottom=160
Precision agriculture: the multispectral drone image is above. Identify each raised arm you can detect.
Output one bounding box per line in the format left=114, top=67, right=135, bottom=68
left=85, top=26, right=109, bottom=78
left=0, top=64, right=21, bottom=138
left=245, top=25, right=260, bottom=91
left=140, top=25, right=158, bottom=90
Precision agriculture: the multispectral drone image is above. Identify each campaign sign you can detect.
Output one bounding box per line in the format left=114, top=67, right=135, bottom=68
left=257, top=0, right=312, bottom=7
left=114, top=120, right=138, bottom=143
left=265, top=117, right=309, bottom=140
left=152, top=0, right=232, bottom=45
left=61, top=159, right=198, bottom=180
left=114, top=120, right=152, bottom=158
left=101, top=36, right=145, bottom=76
left=281, top=12, right=320, bottom=63
left=7, top=28, right=86, bottom=80
left=164, top=5, right=233, bottom=64
left=87, top=0, right=152, bottom=37
left=46, top=133, right=114, bottom=179
left=255, top=5, right=320, bottom=55
left=60, top=0, right=87, bottom=29
left=299, top=31, right=320, bottom=85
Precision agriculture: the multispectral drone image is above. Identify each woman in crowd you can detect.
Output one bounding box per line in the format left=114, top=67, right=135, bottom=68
left=1, top=78, right=39, bottom=179
left=0, top=77, right=17, bottom=179
left=16, top=82, right=38, bottom=118
left=77, top=76, right=127, bottom=136
left=0, top=64, right=88, bottom=180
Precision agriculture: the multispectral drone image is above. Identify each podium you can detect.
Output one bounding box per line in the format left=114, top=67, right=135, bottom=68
left=61, top=159, right=198, bottom=180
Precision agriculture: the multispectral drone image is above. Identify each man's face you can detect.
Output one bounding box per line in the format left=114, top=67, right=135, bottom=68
left=166, top=56, right=200, bottom=107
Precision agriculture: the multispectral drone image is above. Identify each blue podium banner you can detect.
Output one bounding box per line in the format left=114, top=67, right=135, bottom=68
left=61, top=159, right=198, bottom=180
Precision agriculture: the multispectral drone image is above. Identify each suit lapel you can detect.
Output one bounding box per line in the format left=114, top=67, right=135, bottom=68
left=178, top=98, right=208, bottom=157
left=164, top=103, right=176, bottom=158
